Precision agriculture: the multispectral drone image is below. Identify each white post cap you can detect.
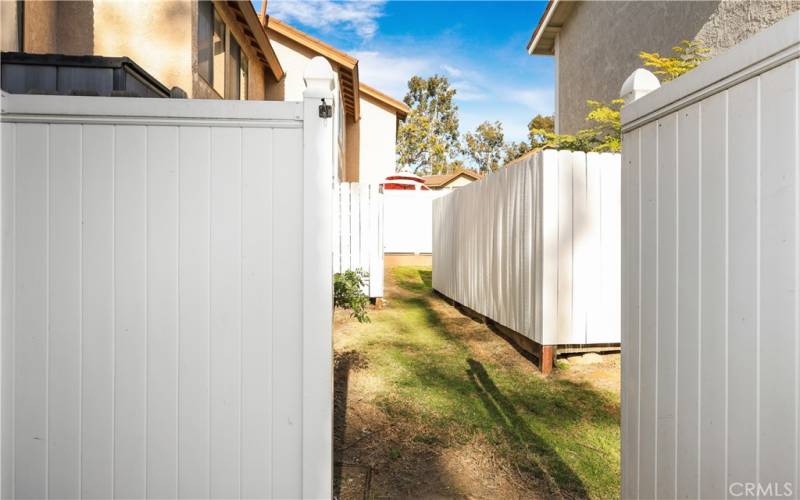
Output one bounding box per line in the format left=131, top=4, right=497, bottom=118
left=620, top=68, right=660, bottom=104
left=303, top=56, right=336, bottom=98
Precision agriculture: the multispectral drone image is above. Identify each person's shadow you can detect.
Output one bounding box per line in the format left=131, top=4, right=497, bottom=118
left=465, top=358, right=589, bottom=498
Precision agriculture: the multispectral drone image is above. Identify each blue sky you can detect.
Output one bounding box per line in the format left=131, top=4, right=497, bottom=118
left=259, top=1, right=553, bottom=143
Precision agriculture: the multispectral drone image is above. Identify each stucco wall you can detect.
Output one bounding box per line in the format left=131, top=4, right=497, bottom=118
left=555, top=0, right=800, bottom=134
left=357, top=95, right=399, bottom=184
left=94, top=0, right=193, bottom=95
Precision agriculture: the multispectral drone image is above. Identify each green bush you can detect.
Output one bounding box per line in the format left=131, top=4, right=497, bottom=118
left=334, top=268, right=370, bottom=323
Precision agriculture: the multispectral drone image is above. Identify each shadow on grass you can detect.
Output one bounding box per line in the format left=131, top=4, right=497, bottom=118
left=466, top=358, right=588, bottom=497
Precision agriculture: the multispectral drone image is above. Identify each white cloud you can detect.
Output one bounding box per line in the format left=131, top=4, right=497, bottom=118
left=442, top=64, right=463, bottom=78
left=351, top=50, right=434, bottom=100
left=504, top=88, right=554, bottom=112
left=268, top=0, right=386, bottom=40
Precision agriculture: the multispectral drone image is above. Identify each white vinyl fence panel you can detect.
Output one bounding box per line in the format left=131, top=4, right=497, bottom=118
left=0, top=58, right=335, bottom=500
left=383, top=189, right=447, bottom=254
left=333, top=183, right=384, bottom=297
left=433, top=150, right=621, bottom=346
left=620, top=12, right=800, bottom=499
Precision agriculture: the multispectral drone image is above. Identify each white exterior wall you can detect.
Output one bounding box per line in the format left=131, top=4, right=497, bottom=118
left=432, top=150, right=621, bottom=346
left=0, top=67, right=335, bottom=499
left=620, top=13, right=800, bottom=499
left=334, top=183, right=384, bottom=297
left=358, top=96, right=397, bottom=184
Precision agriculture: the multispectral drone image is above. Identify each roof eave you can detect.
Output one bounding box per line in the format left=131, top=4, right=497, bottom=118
left=359, top=82, right=410, bottom=119
left=526, top=0, right=575, bottom=56
left=219, top=0, right=284, bottom=81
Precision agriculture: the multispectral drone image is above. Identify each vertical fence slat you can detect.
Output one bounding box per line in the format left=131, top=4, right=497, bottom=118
left=758, top=60, right=798, bottom=489
left=638, top=121, right=659, bottom=500
left=14, top=123, right=48, bottom=499
left=81, top=124, right=115, bottom=500
left=177, top=126, right=211, bottom=500
left=113, top=125, right=148, bottom=500
left=699, top=91, right=728, bottom=500
left=47, top=124, right=82, bottom=500
left=676, top=103, right=701, bottom=499
left=146, top=126, right=180, bottom=499
left=726, top=77, right=759, bottom=489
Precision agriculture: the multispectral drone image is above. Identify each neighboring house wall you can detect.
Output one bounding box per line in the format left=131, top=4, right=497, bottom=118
left=268, top=30, right=363, bottom=182
left=7, top=0, right=277, bottom=100
left=443, top=176, right=475, bottom=189
left=358, top=94, right=398, bottom=184
left=555, top=0, right=799, bottom=134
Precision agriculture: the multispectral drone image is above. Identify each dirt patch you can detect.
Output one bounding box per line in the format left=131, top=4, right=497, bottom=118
left=333, top=267, right=620, bottom=499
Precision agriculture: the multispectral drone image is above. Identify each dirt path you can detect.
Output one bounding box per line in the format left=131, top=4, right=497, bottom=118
left=334, top=267, right=620, bottom=499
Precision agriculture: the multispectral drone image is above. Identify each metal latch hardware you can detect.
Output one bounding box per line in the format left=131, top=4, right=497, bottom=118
left=318, top=98, right=332, bottom=118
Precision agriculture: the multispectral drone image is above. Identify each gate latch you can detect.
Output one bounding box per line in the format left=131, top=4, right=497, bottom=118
left=318, top=98, right=332, bottom=118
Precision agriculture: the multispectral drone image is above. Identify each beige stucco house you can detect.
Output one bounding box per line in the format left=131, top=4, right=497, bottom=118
left=266, top=16, right=409, bottom=183
left=1, top=0, right=284, bottom=101
left=528, top=0, right=800, bottom=134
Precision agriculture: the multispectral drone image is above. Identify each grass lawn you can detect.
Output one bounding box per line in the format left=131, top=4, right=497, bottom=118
left=334, top=266, right=620, bottom=499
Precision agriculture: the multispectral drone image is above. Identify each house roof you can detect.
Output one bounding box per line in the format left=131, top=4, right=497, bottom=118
left=218, top=0, right=284, bottom=81
left=265, top=16, right=360, bottom=119
left=526, top=0, right=577, bottom=55
left=422, top=170, right=482, bottom=188
left=359, top=82, right=410, bottom=119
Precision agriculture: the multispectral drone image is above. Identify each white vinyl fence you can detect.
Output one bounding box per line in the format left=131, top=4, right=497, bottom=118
left=333, top=183, right=383, bottom=297
left=620, top=12, right=800, bottom=499
left=433, top=150, right=621, bottom=347
left=384, top=189, right=447, bottom=254
left=0, top=57, right=337, bottom=500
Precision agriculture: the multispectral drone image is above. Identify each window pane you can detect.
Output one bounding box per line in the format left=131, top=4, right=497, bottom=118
left=227, top=35, right=241, bottom=100
left=240, top=53, right=248, bottom=100
left=197, top=0, right=213, bottom=84
left=212, top=9, right=225, bottom=96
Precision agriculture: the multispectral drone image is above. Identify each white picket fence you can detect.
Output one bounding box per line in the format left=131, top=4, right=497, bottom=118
left=333, top=183, right=383, bottom=297
left=0, top=57, right=337, bottom=499
left=621, top=12, right=800, bottom=499
left=384, top=189, right=447, bottom=254
left=433, top=150, right=621, bottom=347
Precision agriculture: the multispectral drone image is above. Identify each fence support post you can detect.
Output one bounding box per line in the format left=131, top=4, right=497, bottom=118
left=301, top=56, right=335, bottom=499
left=619, top=68, right=660, bottom=104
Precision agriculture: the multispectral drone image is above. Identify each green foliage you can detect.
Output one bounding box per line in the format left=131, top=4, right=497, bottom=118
left=397, top=75, right=461, bottom=175
left=639, top=40, right=710, bottom=82
left=333, top=268, right=370, bottom=323
left=531, top=99, right=624, bottom=153
left=502, top=140, right=534, bottom=165
left=463, top=121, right=505, bottom=173
left=527, top=114, right=555, bottom=149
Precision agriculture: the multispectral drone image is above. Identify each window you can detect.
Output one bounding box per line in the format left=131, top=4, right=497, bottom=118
left=197, top=1, right=249, bottom=100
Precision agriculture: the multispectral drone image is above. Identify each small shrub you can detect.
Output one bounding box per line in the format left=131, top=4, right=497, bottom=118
left=334, top=268, right=371, bottom=323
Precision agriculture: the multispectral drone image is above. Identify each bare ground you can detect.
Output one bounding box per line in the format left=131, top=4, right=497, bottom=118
left=333, top=268, right=620, bottom=499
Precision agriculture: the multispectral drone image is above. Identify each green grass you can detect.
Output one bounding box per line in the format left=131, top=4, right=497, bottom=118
left=340, top=266, right=620, bottom=499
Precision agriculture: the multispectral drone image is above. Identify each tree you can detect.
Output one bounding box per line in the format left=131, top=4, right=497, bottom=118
left=397, top=75, right=461, bottom=175
left=463, top=121, right=505, bottom=173
left=527, top=114, right=555, bottom=149
left=525, top=100, right=624, bottom=153
left=503, top=141, right=533, bottom=165
left=639, top=40, right=710, bottom=82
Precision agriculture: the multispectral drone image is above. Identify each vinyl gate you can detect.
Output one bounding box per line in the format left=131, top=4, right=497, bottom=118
left=384, top=189, right=447, bottom=254
left=333, top=183, right=383, bottom=297
left=621, top=13, right=800, bottom=499
left=0, top=57, right=337, bottom=499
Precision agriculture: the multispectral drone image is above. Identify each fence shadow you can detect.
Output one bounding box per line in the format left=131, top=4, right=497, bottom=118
left=465, top=358, right=589, bottom=498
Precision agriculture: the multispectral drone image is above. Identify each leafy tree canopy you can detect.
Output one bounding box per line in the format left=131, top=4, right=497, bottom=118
left=463, top=121, right=505, bottom=173
left=396, top=75, right=461, bottom=175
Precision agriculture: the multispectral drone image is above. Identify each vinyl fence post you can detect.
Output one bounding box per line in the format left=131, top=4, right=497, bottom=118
left=619, top=68, right=660, bottom=104
left=301, top=56, right=335, bottom=499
